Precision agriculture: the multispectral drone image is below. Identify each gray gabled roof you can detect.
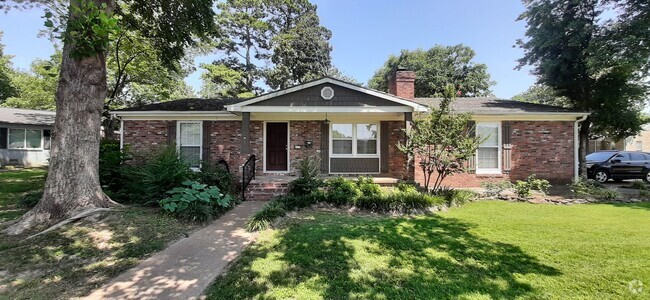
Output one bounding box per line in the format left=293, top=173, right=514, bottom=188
left=115, top=98, right=243, bottom=112
left=412, top=97, right=583, bottom=114
left=0, top=107, right=56, bottom=126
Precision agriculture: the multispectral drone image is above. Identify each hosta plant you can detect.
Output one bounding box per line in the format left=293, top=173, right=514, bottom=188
left=160, top=180, right=233, bottom=222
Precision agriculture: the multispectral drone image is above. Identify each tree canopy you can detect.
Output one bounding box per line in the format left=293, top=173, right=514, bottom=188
left=368, top=45, right=495, bottom=98
left=0, top=32, right=18, bottom=101
left=512, top=84, right=570, bottom=108
left=1, top=50, right=61, bottom=110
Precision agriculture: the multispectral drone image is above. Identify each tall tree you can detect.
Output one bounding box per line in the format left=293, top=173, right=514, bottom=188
left=0, top=32, right=18, bottom=101
left=4, top=0, right=217, bottom=235
left=265, top=0, right=332, bottom=89
left=517, top=0, right=649, bottom=176
left=368, top=45, right=495, bottom=97
left=2, top=50, right=61, bottom=110
left=203, top=0, right=271, bottom=97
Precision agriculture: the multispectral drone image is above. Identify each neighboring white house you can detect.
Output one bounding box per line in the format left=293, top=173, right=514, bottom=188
left=0, top=107, right=55, bottom=167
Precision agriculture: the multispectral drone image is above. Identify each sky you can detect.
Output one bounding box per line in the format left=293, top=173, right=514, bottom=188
left=0, top=0, right=536, bottom=99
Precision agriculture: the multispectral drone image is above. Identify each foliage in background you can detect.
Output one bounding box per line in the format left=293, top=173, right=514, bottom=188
left=0, top=32, right=18, bottom=102
left=160, top=180, right=234, bottom=222
left=517, top=0, right=650, bottom=177
left=368, top=44, right=494, bottom=97
left=398, top=85, right=484, bottom=191
left=98, top=139, right=129, bottom=194
left=512, top=84, right=570, bottom=108
left=1, top=50, right=60, bottom=110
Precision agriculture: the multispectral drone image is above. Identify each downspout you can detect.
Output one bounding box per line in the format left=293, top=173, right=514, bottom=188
left=115, top=114, right=124, bottom=150
left=574, top=114, right=589, bottom=181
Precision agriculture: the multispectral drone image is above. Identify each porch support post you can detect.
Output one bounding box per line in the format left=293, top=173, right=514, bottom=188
left=404, top=112, right=412, bottom=134
left=241, top=112, right=251, bottom=154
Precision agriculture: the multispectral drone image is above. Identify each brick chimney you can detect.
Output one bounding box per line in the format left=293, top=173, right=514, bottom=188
left=388, top=68, right=416, bottom=99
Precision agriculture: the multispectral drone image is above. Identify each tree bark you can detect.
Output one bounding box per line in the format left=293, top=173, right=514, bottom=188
left=5, top=0, right=118, bottom=235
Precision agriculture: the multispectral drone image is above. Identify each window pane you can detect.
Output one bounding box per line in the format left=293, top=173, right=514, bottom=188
left=477, top=124, right=498, bottom=147
left=630, top=153, right=645, bottom=161
left=356, top=124, right=377, bottom=140
left=357, top=139, right=377, bottom=154
left=8, top=129, right=25, bottom=149
left=331, top=124, right=352, bottom=139
left=180, top=123, right=201, bottom=146
left=43, top=130, right=51, bottom=150
left=332, top=140, right=352, bottom=154
left=180, top=146, right=201, bottom=168
left=477, top=148, right=498, bottom=169
left=26, top=130, right=41, bottom=148
left=636, top=141, right=642, bottom=151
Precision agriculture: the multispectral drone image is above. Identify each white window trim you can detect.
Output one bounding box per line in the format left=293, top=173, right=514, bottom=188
left=7, top=128, right=45, bottom=150
left=329, top=123, right=380, bottom=158
left=475, top=121, right=502, bottom=175
left=263, top=121, right=291, bottom=173
left=176, top=121, right=203, bottom=170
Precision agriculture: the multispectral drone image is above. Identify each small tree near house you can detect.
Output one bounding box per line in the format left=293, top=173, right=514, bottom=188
left=399, top=85, right=484, bottom=192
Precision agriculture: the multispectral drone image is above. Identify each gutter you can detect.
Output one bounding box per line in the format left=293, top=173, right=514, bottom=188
left=574, top=114, right=589, bottom=181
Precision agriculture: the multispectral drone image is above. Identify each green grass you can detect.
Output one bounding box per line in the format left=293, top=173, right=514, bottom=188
left=0, top=168, right=47, bottom=222
left=206, top=201, right=650, bottom=299
left=0, top=169, right=199, bottom=298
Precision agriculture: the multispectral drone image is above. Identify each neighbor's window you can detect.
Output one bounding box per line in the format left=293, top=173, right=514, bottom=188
left=331, top=123, right=378, bottom=156
left=636, top=140, right=642, bottom=151
left=8, top=129, right=42, bottom=149
left=178, top=122, right=201, bottom=168
left=476, top=122, right=500, bottom=173
left=43, top=130, right=51, bottom=150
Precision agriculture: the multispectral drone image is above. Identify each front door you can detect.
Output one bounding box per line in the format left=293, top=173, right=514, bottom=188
left=266, top=122, right=288, bottom=171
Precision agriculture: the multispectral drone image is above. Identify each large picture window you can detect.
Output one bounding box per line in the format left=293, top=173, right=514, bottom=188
left=476, top=122, right=500, bottom=173
left=330, top=123, right=378, bottom=156
left=178, top=121, right=202, bottom=168
left=8, top=129, right=42, bottom=149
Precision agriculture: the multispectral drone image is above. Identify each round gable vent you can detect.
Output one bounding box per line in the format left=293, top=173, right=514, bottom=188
left=321, top=86, right=334, bottom=100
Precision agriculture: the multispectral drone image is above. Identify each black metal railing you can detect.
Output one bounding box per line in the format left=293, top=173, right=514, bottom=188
left=242, top=155, right=256, bottom=200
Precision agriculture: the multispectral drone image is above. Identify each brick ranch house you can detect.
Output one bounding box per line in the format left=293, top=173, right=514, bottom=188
left=113, top=70, right=589, bottom=197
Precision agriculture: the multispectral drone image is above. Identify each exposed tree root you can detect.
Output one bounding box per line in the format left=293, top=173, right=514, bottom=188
left=25, top=208, right=115, bottom=240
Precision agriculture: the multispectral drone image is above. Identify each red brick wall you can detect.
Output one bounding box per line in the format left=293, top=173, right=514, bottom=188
left=204, top=121, right=263, bottom=178
left=290, top=121, right=322, bottom=174
left=122, top=120, right=171, bottom=157
left=414, top=121, right=575, bottom=188
left=384, top=121, right=411, bottom=179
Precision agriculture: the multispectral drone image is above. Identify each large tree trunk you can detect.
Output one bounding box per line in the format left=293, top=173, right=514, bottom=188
left=5, top=0, right=118, bottom=235
left=578, top=117, right=591, bottom=178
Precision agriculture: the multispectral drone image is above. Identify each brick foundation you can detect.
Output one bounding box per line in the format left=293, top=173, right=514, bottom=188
left=414, top=121, right=575, bottom=188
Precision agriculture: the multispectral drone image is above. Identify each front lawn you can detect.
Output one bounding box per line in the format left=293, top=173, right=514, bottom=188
left=0, top=169, right=199, bottom=298
left=206, top=201, right=650, bottom=299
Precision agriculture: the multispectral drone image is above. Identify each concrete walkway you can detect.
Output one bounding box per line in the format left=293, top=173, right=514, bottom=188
left=84, top=201, right=266, bottom=300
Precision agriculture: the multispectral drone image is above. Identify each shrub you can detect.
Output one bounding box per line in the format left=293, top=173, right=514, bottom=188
left=356, top=176, right=382, bottom=197
left=630, top=181, right=648, bottom=190
left=354, top=190, right=445, bottom=213
left=452, top=190, right=478, bottom=205
left=195, top=160, right=234, bottom=193
left=514, top=175, right=551, bottom=198
left=132, top=146, right=194, bottom=205
left=480, top=180, right=512, bottom=197
left=159, top=180, right=233, bottom=222
left=596, top=189, right=621, bottom=201
left=245, top=201, right=287, bottom=231
left=325, top=177, right=362, bottom=205
left=571, top=178, right=620, bottom=200
left=99, top=139, right=130, bottom=194
left=289, top=156, right=323, bottom=196
left=396, top=181, right=419, bottom=193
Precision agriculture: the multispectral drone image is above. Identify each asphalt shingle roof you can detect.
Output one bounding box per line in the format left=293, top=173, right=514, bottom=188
left=0, top=107, right=56, bottom=126
left=115, top=98, right=243, bottom=112
left=412, top=97, right=581, bottom=114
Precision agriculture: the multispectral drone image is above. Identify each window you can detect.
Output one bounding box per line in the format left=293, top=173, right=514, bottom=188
left=43, top=130, right=51, bottom=150
left=630, top=152, right=646, bottom=161
left=178, top=122, right=202, bottom=168
left=8, top=129, right=42, bottom=149
left=476, top=122, right=500, bottom=173
left=636, top=141, right=643, bottom=151
left=330, top=123, right=379, bottom=156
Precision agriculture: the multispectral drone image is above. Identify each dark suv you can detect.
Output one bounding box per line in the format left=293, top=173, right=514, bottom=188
left=587, top=151, right=650, bottom=183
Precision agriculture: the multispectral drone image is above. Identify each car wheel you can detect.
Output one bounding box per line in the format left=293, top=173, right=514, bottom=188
left=594, top=170, right=609, bottom=183
left=644, top=172, right=650, bottom=183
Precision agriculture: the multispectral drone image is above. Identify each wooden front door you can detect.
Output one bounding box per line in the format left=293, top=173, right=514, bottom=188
left=266, top=122, right=288, bottom=171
